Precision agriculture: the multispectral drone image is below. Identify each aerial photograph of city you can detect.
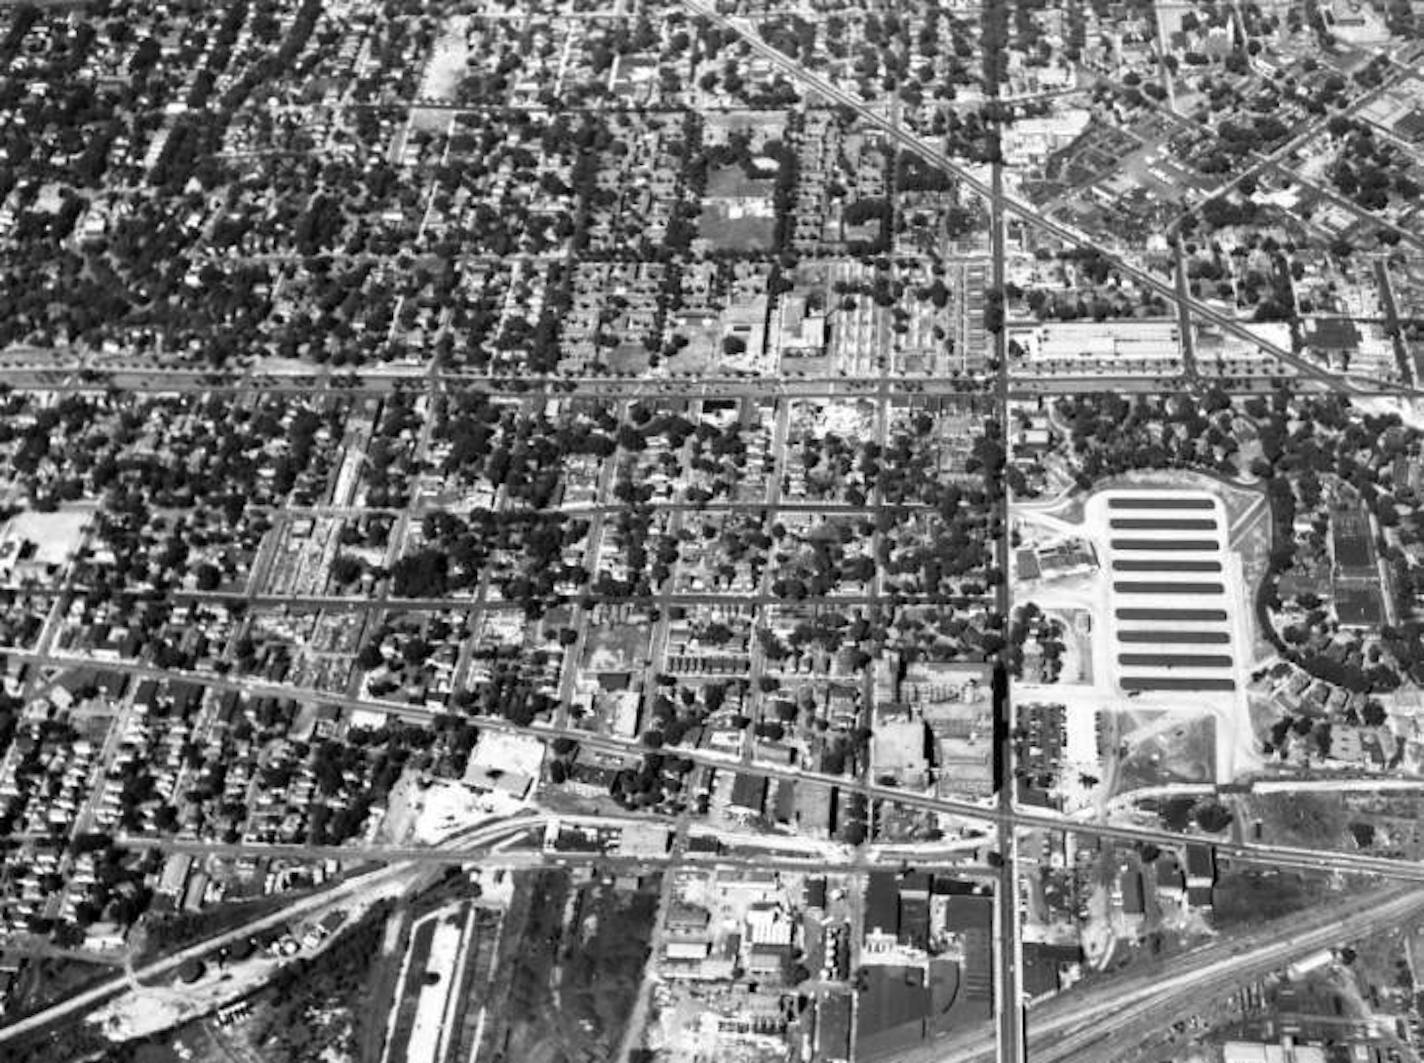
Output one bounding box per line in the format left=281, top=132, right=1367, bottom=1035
left=5, top=0, right=1424, bottom=1061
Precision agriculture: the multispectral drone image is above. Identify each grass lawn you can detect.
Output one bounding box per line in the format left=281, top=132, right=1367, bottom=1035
left=1245, top=792, right=1349, bottom=849
left=1211, top=869, right=1336, bottom=927
left=705, top=165, right=773, bottom=198
left=698, top=206, right=774, bottom=251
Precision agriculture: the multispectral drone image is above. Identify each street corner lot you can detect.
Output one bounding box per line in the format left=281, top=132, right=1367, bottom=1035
left=1106, top=709, right=1217, bottom=794
left=1013, top=476, right=1266, bottom=785
left=0, top=505, right=93, bottom=579
left=581, top=621, right=652, bottom=671
left=698, top=199, right=776, bottom=251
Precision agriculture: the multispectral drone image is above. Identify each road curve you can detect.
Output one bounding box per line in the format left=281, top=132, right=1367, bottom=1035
left=0, top=815, right=536, bottom=1044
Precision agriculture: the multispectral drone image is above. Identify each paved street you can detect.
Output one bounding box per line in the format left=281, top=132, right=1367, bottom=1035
left=13, top=646, right=1424, bottom=887
left=875, top=881, right=1424, bottom=1063
left=677, top=0, right=1422, bottom=401
left=1, top=3, right=1422, bottom=1060
left=0, top=813, right=545, bottom=1047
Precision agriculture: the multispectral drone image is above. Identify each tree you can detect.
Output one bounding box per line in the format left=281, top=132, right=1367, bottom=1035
left=195, top=563, right=221, bottom=591
left=70, top=832, right=113, bottom=854
left=1193, top=799, right=1233, bottom=833
left=330, top=555, right=362, bottom=585
left=391, top=548, right=448, bottom=597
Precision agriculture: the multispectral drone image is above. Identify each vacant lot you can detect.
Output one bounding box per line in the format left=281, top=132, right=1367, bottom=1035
left=481, top=872, right=658, bottom=1063
left=1212, top=869, right=1337, bottom=927
left=581, top=623, right=651, bottom=670
left=1112, top=713, right=1216, bottom=792
left=1245, top=793, right=1350, bottom=850
left=705, top=166, right=773, bottom=198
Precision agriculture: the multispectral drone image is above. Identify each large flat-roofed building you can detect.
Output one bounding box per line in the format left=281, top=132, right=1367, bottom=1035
left=896, top=661, right=995, bottom=796
left=1001, top=109, right=1091, bottom=167
left=865, top=871, right=899, bottom=939
left=1009, top=320, right=1181, bottom=375
left=1223, top=1042, right=1326, bottom=1063
left=728, top=772, right=768, bottom=817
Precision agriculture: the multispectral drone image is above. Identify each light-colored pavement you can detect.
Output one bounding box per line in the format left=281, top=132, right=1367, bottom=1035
left=0, top=814, right=539, bottom=1045
left=15, top=646, right=1424, bottom=884
left=677, top=0, right=1422, bottom=400
left=878, top=881, right=1424, bottom=1063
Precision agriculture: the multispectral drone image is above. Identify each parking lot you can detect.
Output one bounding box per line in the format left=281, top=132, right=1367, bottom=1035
left=1100, top=493, right=1240, bottom=695
left=1011, top=475, right=1267, bottom=797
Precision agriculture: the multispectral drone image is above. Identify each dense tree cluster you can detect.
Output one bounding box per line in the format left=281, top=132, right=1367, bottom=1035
left=1056, top=388, right=1424, bottom=691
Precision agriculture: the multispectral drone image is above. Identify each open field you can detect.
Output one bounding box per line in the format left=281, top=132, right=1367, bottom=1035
left=705, top=166, right=773, bottom=198
left=477, top=871, right=658, bottom=1063
left=581, top=624, right=650, bottom=670
left=1244, top=793, right=1351, bottom=850
left=0, top=507, right=91, bottom=571
left=698, top=208, right=775, bottom=251
left=1211, top=869, right=1341, bottom=927
left=1110, top=712, right=1216, bottom=791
